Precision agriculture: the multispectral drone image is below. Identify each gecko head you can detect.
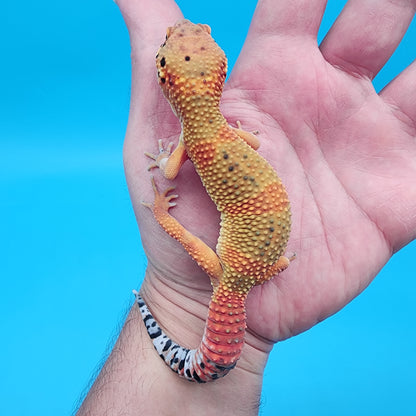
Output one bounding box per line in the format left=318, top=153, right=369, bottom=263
left=155, top=19, right=227, bottom=116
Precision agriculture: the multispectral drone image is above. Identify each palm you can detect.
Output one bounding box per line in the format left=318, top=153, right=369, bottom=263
left=120, top=0, right=416, bottom=348
left=228, top=47, right=416, bottom=343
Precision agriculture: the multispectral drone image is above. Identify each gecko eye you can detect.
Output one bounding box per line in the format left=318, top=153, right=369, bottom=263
left=185, top=56, right=191, bottom=61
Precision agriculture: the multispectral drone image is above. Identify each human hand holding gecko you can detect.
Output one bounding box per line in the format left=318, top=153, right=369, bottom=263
left=76, top=1, right=416, bottom=414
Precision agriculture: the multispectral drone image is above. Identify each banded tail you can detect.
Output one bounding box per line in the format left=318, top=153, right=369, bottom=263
left=134, top=289, right=247, bottom=383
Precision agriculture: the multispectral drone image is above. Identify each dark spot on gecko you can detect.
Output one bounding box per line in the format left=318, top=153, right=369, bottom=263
left=243, top=176, right=248, bottom=180
left=243, top=154, right=248, bottom=159
left=228, top=166, right=234, bottom=171
left=192, top=371, right=203, bottom=383
left=222, top=179, right=228, bottom=184
left=149, top=328, right=162, bottom=339
left=162, top=339, right=172, bottom=351
left=270, top=227, right=275, bottom=232
left=160, top=57, right=166, bottom=67
left=201, top=46, right=206, bottom=51
left=161, top=77, right=166, bottom=84
left=223, top=153, right=229, bottom=159
left=200, top=71, right=205, bottom=76
left=185, top=56, right=191, bottom=61
left=215, top=364, right=231, bottom=371
left=265, top=241, right=271, bottom=246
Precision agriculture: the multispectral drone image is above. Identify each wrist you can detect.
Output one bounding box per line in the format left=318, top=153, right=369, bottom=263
left=137, top=270, right=269, bottom=411
left=77, top=270, right=269, bottom=416
left=138, top=278, right=265, bottom=415
left=140, top=268, right=273, bottom=368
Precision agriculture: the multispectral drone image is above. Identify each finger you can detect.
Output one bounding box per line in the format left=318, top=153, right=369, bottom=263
left=320, top=0, right=416, bottom=79
left=116, top=0, right=182, bottom=50
left=248, top=0, right=327, bottom=38
left=228, top=0, right=327, bottom=88
left=116, top=0, right=183, bottom=109
left=380, top=59, right=416, bottom=125
left=115, top=0, right=183, bottom=202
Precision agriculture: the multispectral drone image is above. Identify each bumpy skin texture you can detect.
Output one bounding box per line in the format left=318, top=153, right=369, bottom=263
left=139, top=19, right=292, bottom=383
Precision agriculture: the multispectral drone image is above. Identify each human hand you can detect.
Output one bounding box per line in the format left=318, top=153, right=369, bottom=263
left=119, top=0, right=416, bottom=370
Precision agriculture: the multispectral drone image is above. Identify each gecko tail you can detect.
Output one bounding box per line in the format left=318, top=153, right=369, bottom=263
left=135, top=291, right=245, bottom=383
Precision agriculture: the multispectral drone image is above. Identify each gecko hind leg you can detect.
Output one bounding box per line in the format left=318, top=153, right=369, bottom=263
left=142, top=177, right=223, bottom=282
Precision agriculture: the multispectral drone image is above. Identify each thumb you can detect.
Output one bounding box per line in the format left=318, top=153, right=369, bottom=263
left=116, top=0, right=183, bottom=203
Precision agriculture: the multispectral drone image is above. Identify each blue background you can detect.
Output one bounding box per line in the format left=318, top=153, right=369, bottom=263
left=1, top=1, right=415, bottom=414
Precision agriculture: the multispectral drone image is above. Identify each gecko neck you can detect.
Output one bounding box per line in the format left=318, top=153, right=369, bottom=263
left=180, top=97, right=226, bottom=145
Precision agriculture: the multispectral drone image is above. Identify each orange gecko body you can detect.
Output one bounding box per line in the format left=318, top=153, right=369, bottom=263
left=137, top=19, right=292, bottom=383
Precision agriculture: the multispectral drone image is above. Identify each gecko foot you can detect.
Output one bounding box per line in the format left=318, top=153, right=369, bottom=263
left=236, top=120, right=259, bottom=136
left=233, top=121, right=260, bottom=149
left=141, top=176, right=178, bottom=213
left=144, top=139, right=174, bottom=171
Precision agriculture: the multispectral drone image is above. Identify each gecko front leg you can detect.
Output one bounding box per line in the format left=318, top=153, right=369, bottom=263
left=145, top=133, right=189, bottom=180
left=145, top=139, right=174, bottom=170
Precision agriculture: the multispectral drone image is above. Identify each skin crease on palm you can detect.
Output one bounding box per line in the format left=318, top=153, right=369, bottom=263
left=120, top=0, right=416, bottom=363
